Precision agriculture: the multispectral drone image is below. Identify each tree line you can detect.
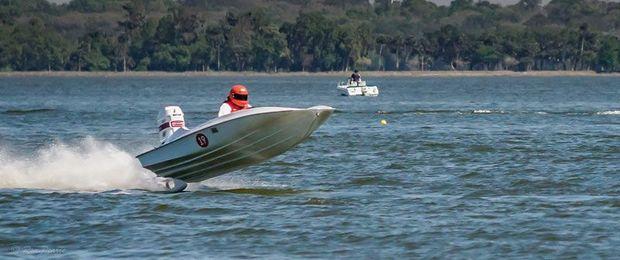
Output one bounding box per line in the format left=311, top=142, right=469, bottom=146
left=0, top=0, right=619, bottom=72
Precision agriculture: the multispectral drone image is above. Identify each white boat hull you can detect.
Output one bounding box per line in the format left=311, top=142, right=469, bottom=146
left=136, top=106, right=334, bottom=183
left=338, top=86, right=379, bottom=96
left=337, top=80, right=379, bottom=96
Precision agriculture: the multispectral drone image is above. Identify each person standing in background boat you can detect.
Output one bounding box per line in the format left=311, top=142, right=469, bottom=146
left=219, top=84, right=252, bottom=117
left=350, top=70, right=361, bottom=86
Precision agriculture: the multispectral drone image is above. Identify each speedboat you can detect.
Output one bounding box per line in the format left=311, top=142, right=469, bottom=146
left=337, top=80, right=379, bottom=96
left=137, top=105, right=334, bottom=192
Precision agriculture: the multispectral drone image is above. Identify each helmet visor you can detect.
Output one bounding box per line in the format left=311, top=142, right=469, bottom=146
left=232, top=93, right=248, bottom=101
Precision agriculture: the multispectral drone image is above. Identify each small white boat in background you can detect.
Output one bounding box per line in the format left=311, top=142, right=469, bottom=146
left=337, top=80, right=379, bottom=96
left=137, top=105, right=334, bottom=192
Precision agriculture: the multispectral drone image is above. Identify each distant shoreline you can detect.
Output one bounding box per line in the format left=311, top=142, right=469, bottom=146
left=1, top=70, right=619, bottom=77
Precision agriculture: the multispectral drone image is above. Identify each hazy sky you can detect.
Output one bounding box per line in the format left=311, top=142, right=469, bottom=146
left=45, top=0, right=620, bottom=6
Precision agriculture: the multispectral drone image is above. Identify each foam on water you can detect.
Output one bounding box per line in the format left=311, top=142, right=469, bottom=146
left=0, top=138, right=161, bottom=192
left=472, top=109, right=493, bottom=114
left=597, top=110, right=620, bottom=115
left=193, top=174, right=287, bottom=191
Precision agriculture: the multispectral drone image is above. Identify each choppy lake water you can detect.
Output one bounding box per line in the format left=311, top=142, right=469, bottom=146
left=0, top=76, right=619, bottom=258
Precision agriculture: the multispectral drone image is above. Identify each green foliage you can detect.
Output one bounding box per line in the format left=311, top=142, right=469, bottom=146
left=150, top=44, right=190, bottom=71
left=68, top=0, right=113, bottom=12
left=597, top=36, right=619, bottom=72
left=6, top=17, right=70, bottom=71
left=0, top=0, right=619, bottom=72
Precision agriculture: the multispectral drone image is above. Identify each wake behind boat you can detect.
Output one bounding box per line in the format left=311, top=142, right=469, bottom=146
left=137, top=105, right=334, bottom=192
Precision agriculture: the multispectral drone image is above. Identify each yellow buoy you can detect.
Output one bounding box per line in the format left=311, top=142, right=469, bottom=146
left=380, top=119, right=387, bottom=126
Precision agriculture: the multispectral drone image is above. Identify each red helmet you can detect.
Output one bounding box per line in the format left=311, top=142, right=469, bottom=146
left=228, top=84, right=249, bottom=107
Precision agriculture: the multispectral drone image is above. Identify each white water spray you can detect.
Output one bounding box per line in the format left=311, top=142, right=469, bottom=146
left=0, top=138, right=161, bottom=192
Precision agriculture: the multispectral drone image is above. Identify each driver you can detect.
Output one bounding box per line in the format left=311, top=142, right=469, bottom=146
left=219, top=84, right=252, bottom=117
left=350, top=70, right=361, bottom=85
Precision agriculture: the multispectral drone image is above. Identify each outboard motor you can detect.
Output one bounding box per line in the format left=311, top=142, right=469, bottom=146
left=158, top=106, right=186, bottom=144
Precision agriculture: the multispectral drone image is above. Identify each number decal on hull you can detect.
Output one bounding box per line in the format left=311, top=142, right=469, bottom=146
left=196, top=133, right=209, bottom=148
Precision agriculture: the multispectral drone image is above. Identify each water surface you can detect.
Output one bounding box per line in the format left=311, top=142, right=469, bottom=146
left=0, top=76, right=618, bottom=258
